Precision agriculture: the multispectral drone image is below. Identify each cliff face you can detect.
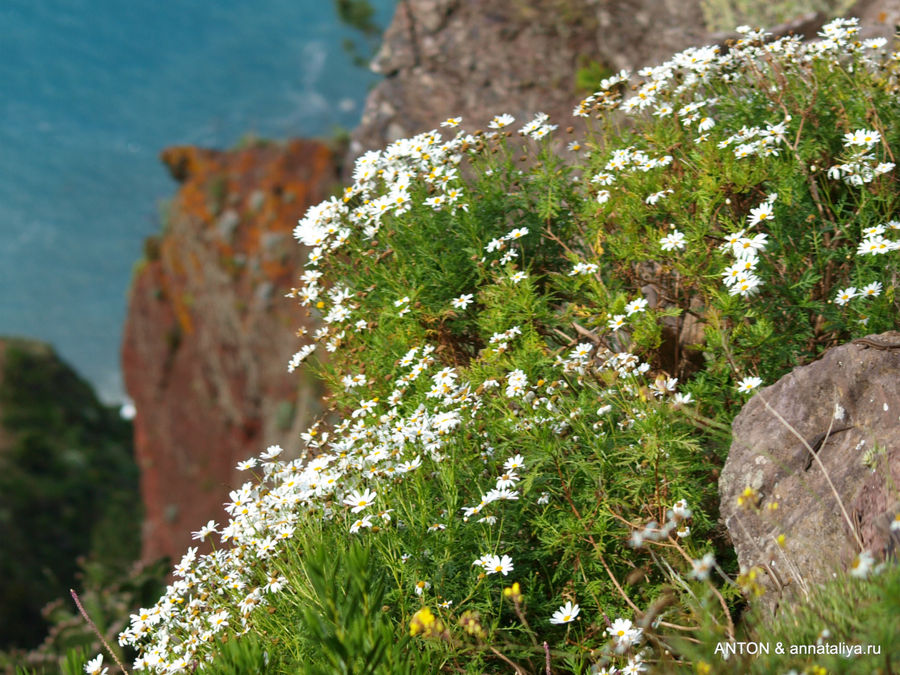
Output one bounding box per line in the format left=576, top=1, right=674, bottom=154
left=122, top=140, right=332, bottom=563
left=348, top=0, right=899, bottom=161
left=348, top=0, right=709, bottom=160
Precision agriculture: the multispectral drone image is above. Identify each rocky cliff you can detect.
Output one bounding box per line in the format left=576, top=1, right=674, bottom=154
left=349, top=0, right=898, bottom=160
left=348, top=0, right=709, bottom=160
left=122, top=140, right=332, bottom=562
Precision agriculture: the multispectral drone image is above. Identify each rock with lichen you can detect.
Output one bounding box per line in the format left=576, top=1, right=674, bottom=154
left=122, top=140, right=332, bottom=564
left=720, top=332, right=900, bottom=613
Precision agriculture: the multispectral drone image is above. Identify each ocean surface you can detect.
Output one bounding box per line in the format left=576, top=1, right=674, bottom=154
left=1, top=0, right=394, bottom=404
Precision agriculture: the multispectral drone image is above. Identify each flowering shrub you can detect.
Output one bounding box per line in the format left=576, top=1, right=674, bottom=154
left=114, top=18, right=898, bottom=674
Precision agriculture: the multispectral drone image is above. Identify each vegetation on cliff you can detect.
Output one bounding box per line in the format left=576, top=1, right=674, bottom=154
left=0, top=339, right=145, bottom=660
left=77, top=16, right=900, bottom=674
left=334, top=0, right=386, bottom=68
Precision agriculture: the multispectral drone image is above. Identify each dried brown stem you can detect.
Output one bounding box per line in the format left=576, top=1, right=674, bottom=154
left=488, top=646, right=528, bottom=674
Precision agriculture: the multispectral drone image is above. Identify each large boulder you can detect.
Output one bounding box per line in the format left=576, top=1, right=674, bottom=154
left=349, top=0, right=900, bottom=165
left=848, top=0, right=900, bottom=38
left=720, top=332, right=900, bottom=613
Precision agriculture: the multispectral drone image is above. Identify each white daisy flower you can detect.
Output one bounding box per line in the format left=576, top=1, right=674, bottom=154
left=550, top=600, right=580, bottom=624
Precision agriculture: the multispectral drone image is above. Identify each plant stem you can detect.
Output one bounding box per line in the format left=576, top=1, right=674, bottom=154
left=70, top=589, right=130, bottom=674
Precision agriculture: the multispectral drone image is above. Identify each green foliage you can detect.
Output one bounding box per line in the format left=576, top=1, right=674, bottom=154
left=0, top=540, right=167, bottom=673
left=203, top=635, right=272, bottom=674
left=680, top=562, right=900, bottom=672
left=0, top=340, right=141, bottom=651
left=334, top=0, right=390, bottom=68
left=575, top=58, right=614, bottom=94
left=335, top=0, right=381, bottom=36
left=15, top=646, right=89, bottom=675
left=700, top=0, right=856, bottom=32
left=294, top=543, right=427, bottom=674
left=120, top=18, right=900, bottom=674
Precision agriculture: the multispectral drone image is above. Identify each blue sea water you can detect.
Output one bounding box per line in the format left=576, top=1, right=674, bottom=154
left=0, top=0, right=394, bottom=404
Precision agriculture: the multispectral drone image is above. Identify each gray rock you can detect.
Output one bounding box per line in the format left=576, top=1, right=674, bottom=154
left=348, top=0, right=711, bottom=176
left=720, top=332, right=900, bottom=614
left=347, top=0, right=884, bottom=178
left=847, top=0, right=900, bottom=39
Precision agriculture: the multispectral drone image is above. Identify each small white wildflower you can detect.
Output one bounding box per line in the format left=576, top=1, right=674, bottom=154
left=607, top=314, right=626, bottom=331
left=608, top=617, right=643, bottom=653
left=844, top=129, right=880, bottom=148
left=191, top=519, right=218, bottom=542
left=488, top=113, right=515, bottom=129
left=485, top=554, right=514, bottom=576
left=624, top=297, right=648, bottom=316
left=834, top=287, right=858, bottom=305
left=697, top=116, right=716, bottom=132
left=504, top=454, right=526, bottom=471
left=660, top=229, right=686, bottom=251
left=747, top=201, right=776, bottom=227
left=550, top=601, right=580, bottom=624
left=736, top=376, right=762, bottom=393
left=728, top=273, right=761, bottom=297
left=690, top=552, right=715, bottom=580
left=860, top=281, right=882, bottom=298
left=672, top=392, right=693, bottom=405
left=343, top=488, right=377, bottom=513
left=857, top=236, right=891, bottom=256
left=510, top=271, right=528, bottom=284
left=645, top=189, right=672, bottom=205
left=84, top=655, right=108, bottom=675
left=849, top=551, right=875, bottom=578
left=236, top=458, right=257, bottom=471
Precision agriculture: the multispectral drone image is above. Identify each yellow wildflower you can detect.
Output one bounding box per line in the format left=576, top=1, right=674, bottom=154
left=409, top=607, right=444, bottom=638
left=503, top=582, right=523, bottom=603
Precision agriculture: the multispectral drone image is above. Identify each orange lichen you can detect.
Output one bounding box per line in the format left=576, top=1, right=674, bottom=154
left=127, top=137, right=336, bottom=565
